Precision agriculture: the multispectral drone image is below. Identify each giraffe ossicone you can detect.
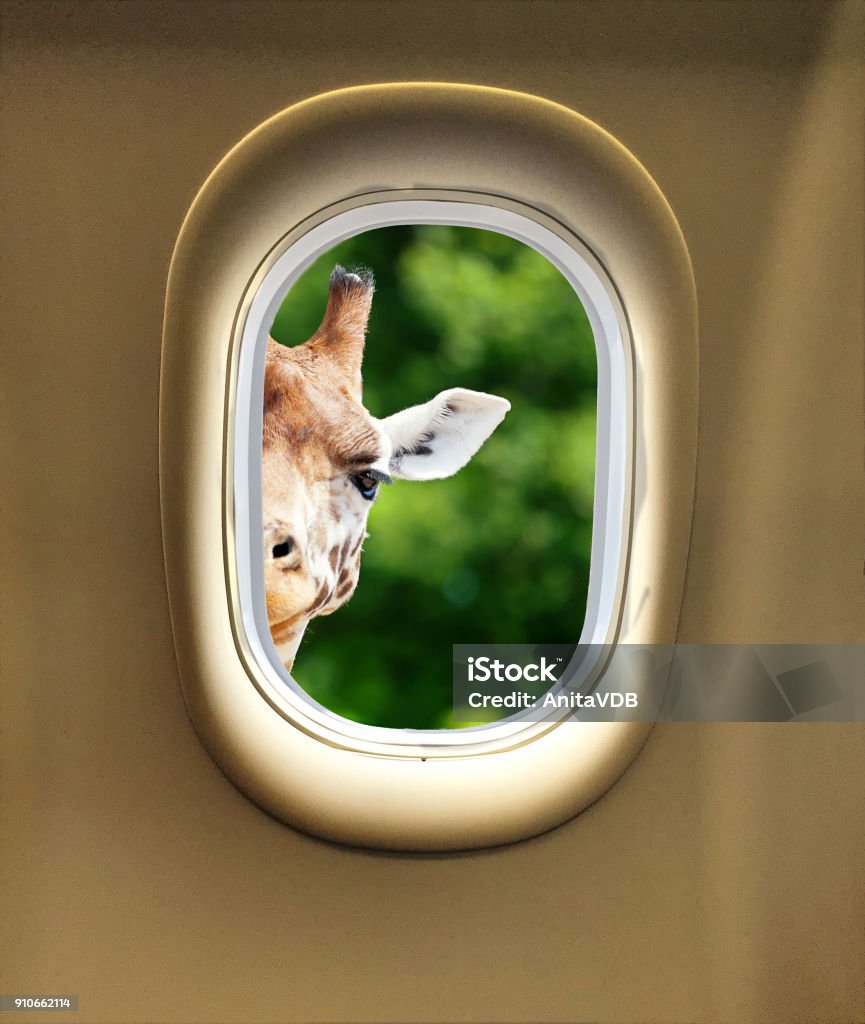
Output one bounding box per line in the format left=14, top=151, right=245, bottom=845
left=263, top=264, right=510, bottom=671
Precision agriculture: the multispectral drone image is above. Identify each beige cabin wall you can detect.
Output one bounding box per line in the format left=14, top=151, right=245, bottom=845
left=2, top=2, right=863, bottom=1022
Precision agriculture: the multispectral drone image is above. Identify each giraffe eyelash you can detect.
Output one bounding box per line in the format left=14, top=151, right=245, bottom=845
left=350, top=468, right=390, bottom=501
left=362, top=468, right=393, bottom=485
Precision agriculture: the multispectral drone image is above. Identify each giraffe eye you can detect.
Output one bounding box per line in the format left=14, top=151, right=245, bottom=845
left=351, top=472, right=380, bottom=500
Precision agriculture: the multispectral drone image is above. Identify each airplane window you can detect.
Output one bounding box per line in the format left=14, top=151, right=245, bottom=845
left=161, top=84, right=696, bottom=848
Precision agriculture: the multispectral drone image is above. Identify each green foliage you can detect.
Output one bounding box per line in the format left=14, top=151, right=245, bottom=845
left=270, top=226, right=596, bottom=729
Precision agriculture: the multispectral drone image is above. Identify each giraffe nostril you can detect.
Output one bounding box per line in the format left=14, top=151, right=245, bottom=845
left=271, top=537, right=295, bottom=559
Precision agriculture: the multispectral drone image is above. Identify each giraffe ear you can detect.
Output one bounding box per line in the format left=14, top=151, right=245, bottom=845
left=381, top=388, right=510, bottom=482
left=307, top=265, right=374, bottom=398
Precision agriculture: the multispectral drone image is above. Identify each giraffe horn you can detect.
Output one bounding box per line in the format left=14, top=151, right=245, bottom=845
left=308, top=264, right=374, bottom=396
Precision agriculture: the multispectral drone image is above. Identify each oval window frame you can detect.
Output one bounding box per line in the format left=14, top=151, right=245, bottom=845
left=160, top=83, right=697, bottom=850
left=231, top=196, right=629, bottom=754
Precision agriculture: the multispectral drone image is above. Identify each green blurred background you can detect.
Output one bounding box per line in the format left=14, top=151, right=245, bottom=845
left=270, top=225, right=596, bottom=729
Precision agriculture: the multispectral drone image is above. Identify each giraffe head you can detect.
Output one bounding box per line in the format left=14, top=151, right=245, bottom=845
left=263, top=265, right=510, bottom=670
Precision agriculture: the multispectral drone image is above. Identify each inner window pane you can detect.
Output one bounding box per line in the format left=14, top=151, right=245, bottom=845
left=264, top=224, right=596, bottom=729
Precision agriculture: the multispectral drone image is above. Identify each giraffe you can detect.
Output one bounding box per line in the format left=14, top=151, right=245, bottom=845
left=263, top=264, right=510, bottom=671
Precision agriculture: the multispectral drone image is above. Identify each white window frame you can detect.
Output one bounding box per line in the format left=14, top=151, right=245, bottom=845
left=231, top=197, right=631, bottom=756
left=160, top=83, right=698, bottom=850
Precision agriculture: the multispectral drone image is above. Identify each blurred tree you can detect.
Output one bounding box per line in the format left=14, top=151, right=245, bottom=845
left=270, top=226, right=596, bottom=728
